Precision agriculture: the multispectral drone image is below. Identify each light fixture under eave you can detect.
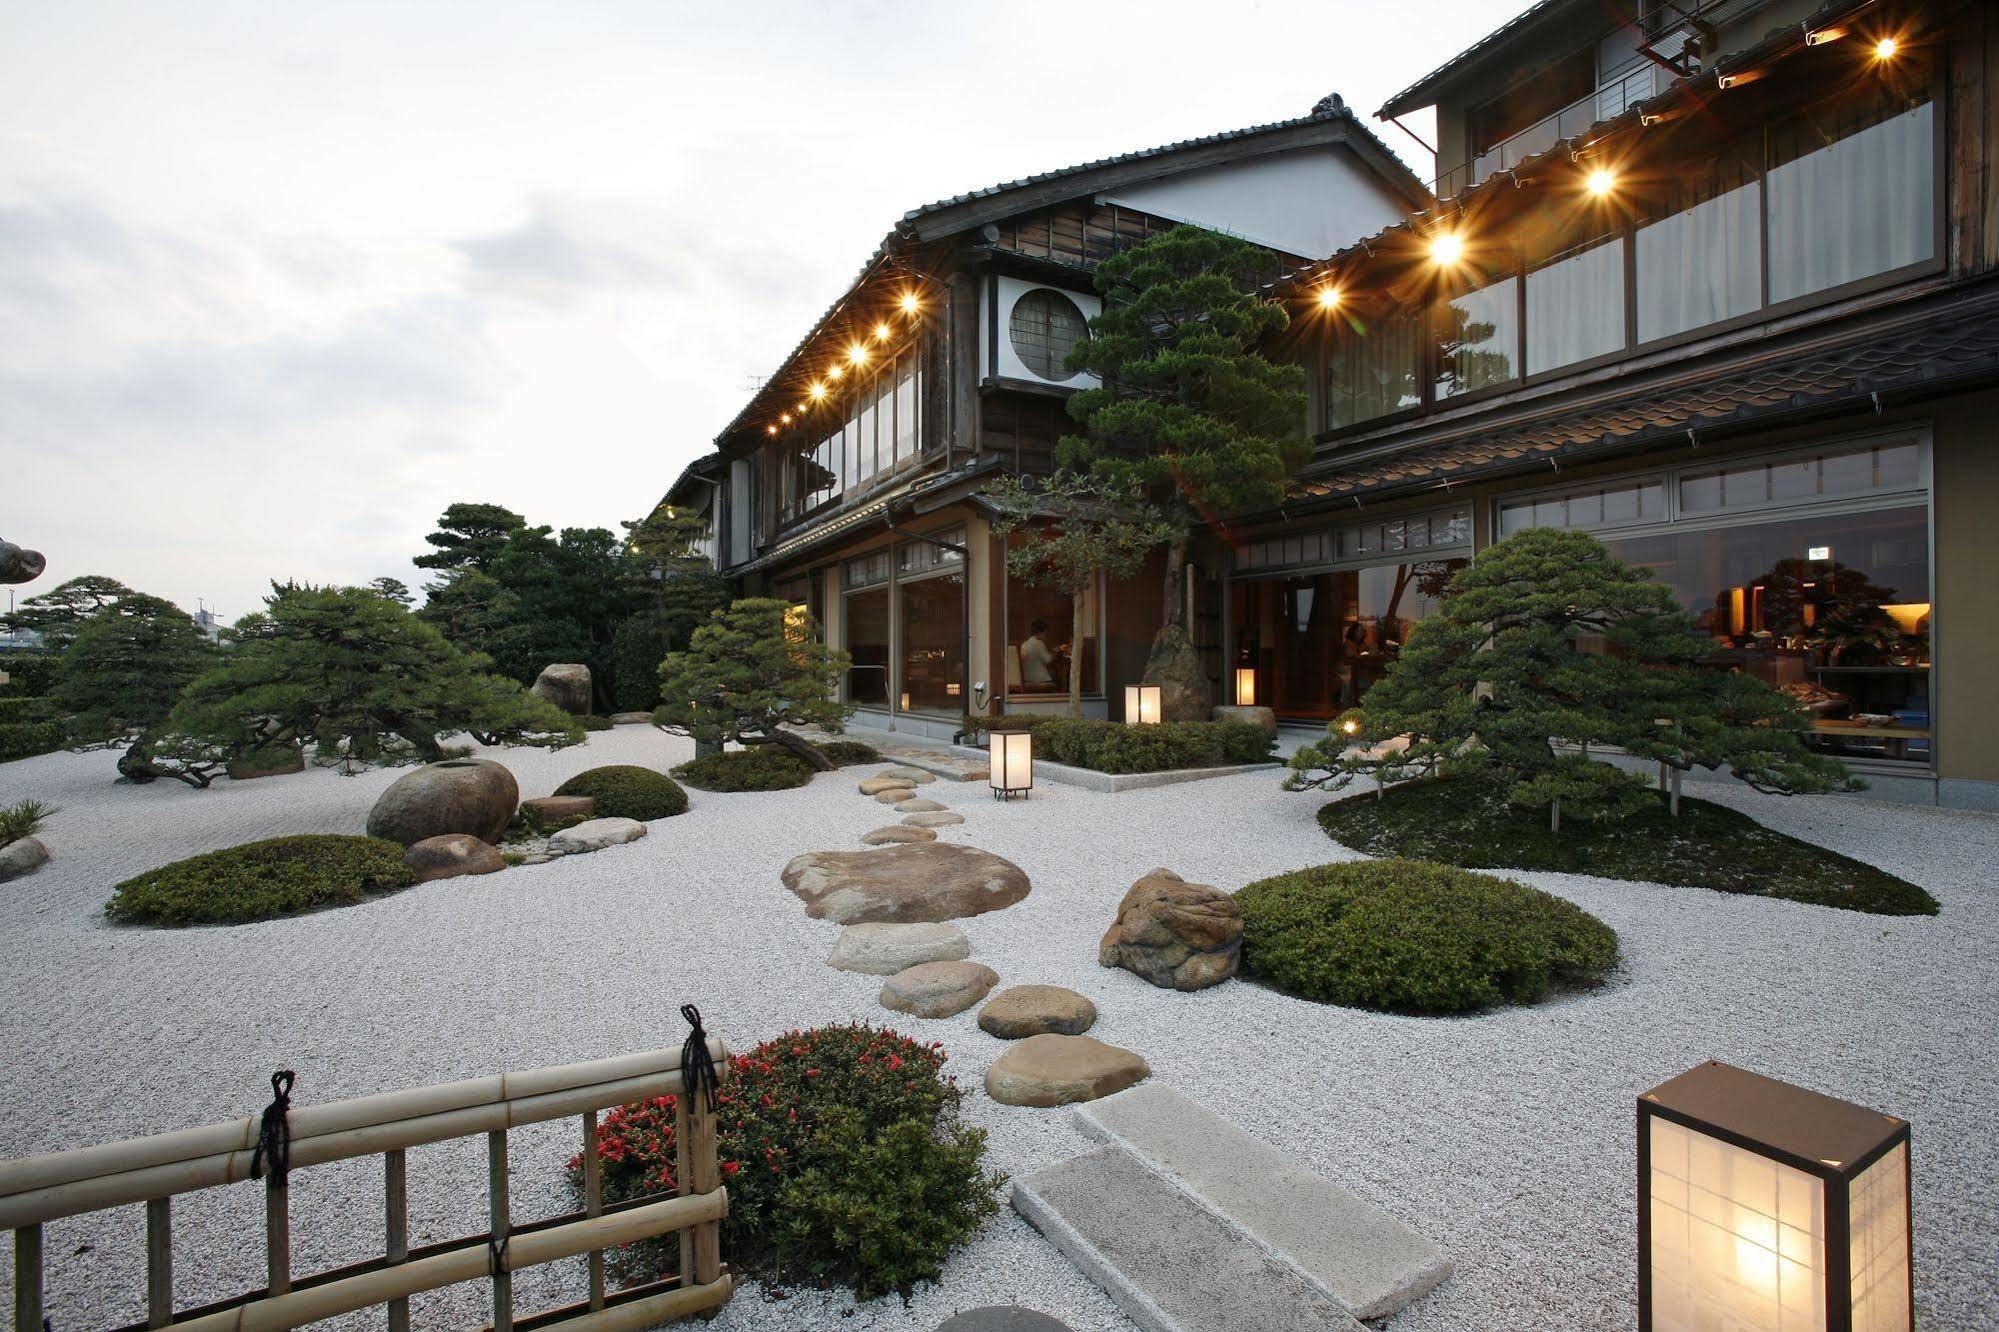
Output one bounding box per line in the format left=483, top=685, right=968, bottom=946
left=1315, top=286, right=1342, bottom=310
left=1804, top=23, right=1846, bottom=45
left=873, top=321, right=891, bottom=341
left=827, top=365, right=844, bottom=382
left=1585, top=167, right=1618, bottom=198
left=1428, top=231, right=1465, bottom=266
left=808, top=382, right=827, bottom=401
left=848, top=343, right=869, bottom=366
left=899, top=291, right=921, bottom=314
left=1873, top=35, right=1899, bottom=60
left=765, top=424, right=778, bottom=436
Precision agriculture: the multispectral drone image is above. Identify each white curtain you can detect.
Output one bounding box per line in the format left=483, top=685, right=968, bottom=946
left=1637, top=183, right=1762, bottom=342
left=1528, top=237, right=1625, bottom=373
left=1766, top=103, right=1934, bottom=304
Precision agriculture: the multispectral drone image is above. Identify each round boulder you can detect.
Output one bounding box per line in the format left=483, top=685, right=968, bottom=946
left=781, top=842, right=1029, bottom=924
left=978, top=985, right=1097, bottom=1039
left=366, top=759, right=519, bottom=847
left=828, top=922, right=970, bottom=975
left=985, top=1035, right=1150, bottom=1107
left=881, top=961, right=1000, bottom=1018
left=403, top=834, right=506, bottom=884
left=1099, top=867, right=1242, bottom=991
left=0, top=836, right=50, bottom=884
left=530, top=663, right=593, bottom=715
left=860, top=825, right=936, bottom=846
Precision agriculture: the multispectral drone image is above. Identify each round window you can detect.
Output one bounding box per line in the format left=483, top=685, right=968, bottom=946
left=1008, top=289, right=1088, bottom=382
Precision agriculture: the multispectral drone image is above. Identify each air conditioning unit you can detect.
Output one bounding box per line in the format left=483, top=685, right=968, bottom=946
left=988, top=276, right=1101, bottom=388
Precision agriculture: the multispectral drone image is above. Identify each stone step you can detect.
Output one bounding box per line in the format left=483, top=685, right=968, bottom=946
left=1073, top=1083, right=1451, bottom=1321
left=1011, top=1145, right=1366, bottom=1332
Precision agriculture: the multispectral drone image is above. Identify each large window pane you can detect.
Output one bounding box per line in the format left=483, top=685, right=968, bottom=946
left=1528, top=237, right=1624, bottom=373
left=1325, top=313, right=1421, bottom=428
left=1768, top=102, right=1933, bottom=304
left=899, top=573, right=964, bottom=713
left=1005, top=533, right=1099, bottom=699
left=1637, top=180, right=1761, bottom=342
left=845, top=586, right=890, bottom=705
left=1435, top=278, right=1517, bottom=397
left=894, top=357, right=919, bottom=464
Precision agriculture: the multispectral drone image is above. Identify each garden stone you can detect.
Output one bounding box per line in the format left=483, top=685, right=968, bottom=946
left=608, top=711, right=653, bottom=725
left=897, top=797, right=947, bottom=812
left=0, top=836, right=50, bottom=883
left=963, top=767, right=991, bottom=782
left=902, top=810, right=966, bottom=828
left=935, top=1311, right=1071, bottom=1332
left=884, top=768, right=936, bottom=785
left=881, top=961, right=1000, bottom=1018
left=874, top=788, right=918, bottom=806
left=1099, top=867, right=1242, bottom=991
left=1142, top=625, right=1211, bottom=722
left=828, top=922, right=970, bottom=975
left=520, top=853, right=556, bottom=865
left=860, top=825, right=936, bottom=845
left=979, top=985, right=1097, bottom=1039
left=1211, top=704, right=1278, bottom=739
left=549, top=817, right=648, bottom=855
left=859, top=775, right=918, bottom=795
left=402, top=833, right=506, bottom=884
left=781, top=843, right=1030, bottom=923
left=367, top=759, right=519, bottom=847
left=985, top=1034, right=1149, bottom=1107
left=520, top=795, right=595, bottom=829
left=530, top=663, right=593, bottom=715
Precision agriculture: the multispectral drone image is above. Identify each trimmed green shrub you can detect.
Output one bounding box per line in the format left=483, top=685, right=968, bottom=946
left=814, top=739, right=881, bottom=767
left=672, top=747, right=814, bottom=792
left=1236, top=858, right=1619, bottom=1013
left=0, top=653, right=60, bottom=698
left=577, top=713, right=614, bottom=732
left=960, top=715, right=1272, bottom=774
left=0, top=720, right=63, bottom=762
left=0, top=697, right=56, bottom=723
left=552, top=764, right=688, bottom=820
left=0, top=799, right=55, bottom=848
left=106, top=834, right=417, bottom=926
left=572, top=1024, right=1003, bottom=1299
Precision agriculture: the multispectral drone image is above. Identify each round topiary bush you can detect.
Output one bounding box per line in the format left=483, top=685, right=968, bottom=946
left=552, top=764, right=688, bottom=821
left=572, top=1023, right=1003, bottom=1299
left=107, top=834, right=417, bottom=926
left=671, top=747, right=814, bottom=792
left=1235, top=858, right=1618, bottom=1013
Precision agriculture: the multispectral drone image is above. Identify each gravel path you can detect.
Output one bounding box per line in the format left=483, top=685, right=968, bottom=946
left=1, top=730, right=1994, bottom=1329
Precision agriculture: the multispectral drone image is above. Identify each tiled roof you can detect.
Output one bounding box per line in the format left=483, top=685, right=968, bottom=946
left=1293, top=287, right=1999, bottom=503
left=1377, top=0, right=1572, bottom=118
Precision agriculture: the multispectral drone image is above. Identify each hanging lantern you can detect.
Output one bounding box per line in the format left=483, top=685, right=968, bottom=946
left=989, top=730, right=1033, bottom=800
left=1639, top=1060, right=1912, bottom=1332
left=1124, top=684, right=1162, bottom=725
left=1234, top=667, right=1257, bottom=707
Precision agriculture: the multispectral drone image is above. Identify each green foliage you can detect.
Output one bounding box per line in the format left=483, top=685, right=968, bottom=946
left=1235, top=858, right=1620, bottom=1013
left=50, top=593, right=217, bottom=784
left=0, top=697, right=55, bottom=722
left=610, top=614, right=666, bottom=712
left=0, top=576, right=137, bottom=652
left=0, top=721, right=63, bottom=762
left=0, top=799, right=55, bottom=848
left=416, top=568, right=531, bottom=681
left=655, top=599, right=852, bottom=772
left=575, top=1024, right=1003, bottom=1299
left=106, top=834, right=417, bottom=926
left=671, top=747, right=814, bottom=792
left=0, top=652, right=61, bottom=697
left=1318, top=776, right=1939, bottom=915
left=412, top=502, right=525, bottom=573
left=958, top=715, right=1271, bottom=773
left=368, top=577, right=414, bottom=607
left=577, top=713, right=614, bottom=732
left=552, top=764, right=688, bottom=820
left=1287, top=528, right=1859, bottom=828
left=814, top=740, right=881, bottom=766
left=167, top=583, right=580, bottom=773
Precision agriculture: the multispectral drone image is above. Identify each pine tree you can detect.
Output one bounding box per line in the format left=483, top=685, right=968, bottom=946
left=54, top=592, right=219, bottom=785
left=655, top=598, right=853, bottom=770
left=4, top=575, right=139, bottom=652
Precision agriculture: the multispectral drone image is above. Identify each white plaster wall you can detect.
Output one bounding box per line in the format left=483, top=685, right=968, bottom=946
left=983, top=275, right=1103, bottom=388
left=1100, top=144, right=1410, bottom=261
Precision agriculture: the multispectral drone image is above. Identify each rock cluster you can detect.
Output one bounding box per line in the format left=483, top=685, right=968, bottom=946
left=1099, top=867, right=1242, bottom=991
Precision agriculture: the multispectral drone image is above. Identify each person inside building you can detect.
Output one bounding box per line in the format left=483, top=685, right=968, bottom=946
left=1020, top=619, right=1059, bottom=689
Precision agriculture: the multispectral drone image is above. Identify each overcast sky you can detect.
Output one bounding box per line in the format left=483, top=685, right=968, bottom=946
left=0, top=0, right=1496, bottom=621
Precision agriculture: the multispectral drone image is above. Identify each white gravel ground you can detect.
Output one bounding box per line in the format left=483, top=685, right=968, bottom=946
left=1, top=729, right=1995, bottom=1330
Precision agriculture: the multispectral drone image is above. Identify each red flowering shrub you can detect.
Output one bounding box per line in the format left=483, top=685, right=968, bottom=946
left=571, top=1023, right=1003, bottom=1299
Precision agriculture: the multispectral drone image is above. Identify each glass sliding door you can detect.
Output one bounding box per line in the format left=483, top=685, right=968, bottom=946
left=899, top=572, right=964, bottom=714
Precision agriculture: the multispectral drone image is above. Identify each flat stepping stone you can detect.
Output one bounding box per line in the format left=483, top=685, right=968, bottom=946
left=935, top=1311, right=1070, bottom=1332
left=859, top=775, right=918, bottom=795
left=403, top=834, right=506, bottom=884
left=608, top=711, right=654, bottom=725
left=985, top=1035, right=1148, bottom=1107
left=897, top=797, right=947, bottom=812
left=782, top=843, right=1030, bottom=923
left=548, top=817, right=648, bottom=854
left=881, top=961, right=1000, bottom=1018
left=1012, top=1145, right=1365, bottom=1332
left=979, top=985, right=1097, bottom=1039
left=860, top=825, right=936, bottom=845
left=902, top=810, right=966, bottom=828
left=1074, top=1083, right=1451, bottom=1320
left=828, top=922, right=969, bottom=975
left=883, top=768, right=937, bottom=785
left=874, top=788, right=920, bottom=805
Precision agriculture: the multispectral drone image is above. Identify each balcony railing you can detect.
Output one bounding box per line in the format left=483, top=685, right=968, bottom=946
left=1434, top=59, right=1664, bottom=199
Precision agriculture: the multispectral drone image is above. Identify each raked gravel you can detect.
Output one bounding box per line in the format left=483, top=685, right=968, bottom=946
left=1, top=729, right=1996, bottom=1329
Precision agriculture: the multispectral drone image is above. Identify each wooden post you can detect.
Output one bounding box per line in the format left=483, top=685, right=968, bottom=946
left=13, top=1223, right=42, bottom=1329
left=684, top=1091, right=721, bottom=1288
left=582, top=1111, right=605, bottom=1310
left=489, top=1130, right=512, bottom=1332
left=385, top=1149, right=409, bottom=1332
left=146, top=1195, right=173, bottom=1327
left=266, top=1180, right=290, bottom=1295
left=672, top=1095, right=694, bottom=1287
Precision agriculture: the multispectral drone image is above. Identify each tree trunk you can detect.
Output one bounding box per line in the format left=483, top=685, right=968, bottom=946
left=1160, top=538, right=1188, bottom=632
left=1069, top=593, right=1085, bottom=719
left=1549, top=798, right=1561, bottom=835
left=764, top=727, right=834, bottom=771
left=1669, top=768, right=1682, bottom=818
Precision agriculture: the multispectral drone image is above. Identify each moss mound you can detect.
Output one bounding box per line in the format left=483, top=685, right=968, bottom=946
left=814, top=740, right=881, bottom=766
left=1236, top=858, right=1619, bottom=1013
left=553, top=764, right=689, bottom=820
left=1317, top=777, right=1937, bottom=916
left=107, top=834, right=417, bottom=926
left=672, top=747, right=815, bottom=792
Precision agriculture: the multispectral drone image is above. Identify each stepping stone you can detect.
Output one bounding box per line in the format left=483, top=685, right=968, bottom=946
left=874, top=788, right=919, bottom=806
left=548, top=817, right=648, bottom=855
left=859, top=775, right=918, bottom=795
left=961, top=767, right=991, bottom=782
left=881, top=961, right=1000, bottom=1018
left=781, top=843, right=1030, bottom=923
left=979, top=985, right=1097, bottom=1039
left=897, top=797, right=947, bottom=812
left=829, top=922, right=969, bottom=975
left=608, top=711, right=654, bottom=725
left=985, top=1035, right=1148, bottom=1107
left=902, top=810, right=966, bottom=828
left=1011, top=1146, right=1365, bottom=1332
left=520, top=795, right=595, bottom=829
left=403, top=833, right=506, bottom=884
left=1073, top=1082, right=1451, bottom=1320
left=935, top=1311, right=1070, bottom=1332
left=860, top=825, right=936, bottom=845
left=884, top=768, right=937, bottom=785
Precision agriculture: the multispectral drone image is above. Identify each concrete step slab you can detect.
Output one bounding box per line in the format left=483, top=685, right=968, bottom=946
left=1012, top=1146, right=1366, bottom=1332
left=1073, top=1082, right=1450, bottom=1320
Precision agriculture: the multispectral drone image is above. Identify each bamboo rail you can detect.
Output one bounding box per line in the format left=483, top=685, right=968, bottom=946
left=2, top=1043, right=733, bottom=1330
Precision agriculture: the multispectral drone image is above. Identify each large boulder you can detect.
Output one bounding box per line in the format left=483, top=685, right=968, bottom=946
left=366, top=759, right=519, bottom=847
left=1099, top=867, right=1242, bottom=991
left=978, top=985, right=1097, bottom=1039
left=827, top=922, right=970, bottom=975
left=403, top=834, right=506, bottom=884
left=1142, top=625, right=1211, bottom=723
left=549, top=817, right=647, bottom=855
left=880, top=960, right=1000, bottom=1018
left=530, top=663, right=593, bottom=715
left=985, top=1034, right=1150, bottom=1107
left=781, top=842, right=1030, bottom=924
left=1210, top=704, right=1278, bottom=740
left=0, top=836, right=50, bottom=883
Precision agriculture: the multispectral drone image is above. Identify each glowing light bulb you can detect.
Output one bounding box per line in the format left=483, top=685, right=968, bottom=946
left=809, top=382, right=826, bottom=401
left=1315, top=286, right=1342, bottom=310
left=1874, top=36, right=1898, bottom=59
left=827, top=365, right=843, bottom=381
left=1429, top=231, right=1465, bottom=265
left=848, top=343, right=869, bottom=366
left=765, top=424, right=777, bottom=435
left=1341, top=719, right=1361, bottom=736
left=899, top=292, right=920, bottom=314
left=1586, top=167, right=1617, bottom=197
left=873, top=321, right=891, bottom=341
left=780, top=412, right=791, bottom=424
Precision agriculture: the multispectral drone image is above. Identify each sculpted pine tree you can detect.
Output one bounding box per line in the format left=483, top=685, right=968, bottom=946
left=1287, top=528, right=1858, bottom=831
left=54, top=593, right=220, bottom=785
left=3, top=574, right=139, bottom=652
left=654, top=598, right=853, bottom=770
left=1057, top=225, right=1306, bottom=717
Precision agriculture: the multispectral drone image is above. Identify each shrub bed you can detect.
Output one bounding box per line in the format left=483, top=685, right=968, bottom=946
left=1317, top=776, right=1938, bottom=916
left=1235, top=858, right=1619, bottom=1013
left=814, top=739, right=881, bottom=767
left=553, top=764, right=689, bottom=820
left=577, top=714, right=614, bottom=732
left=959, top=715, right=1272, bottom=774
left=106, top=834, right=417, bottom=926
left=573, top=1023, right=1002, bottom=1299
left=672, top=747, right=815, bottom=792
left=0, top=719, right=63, bottom=763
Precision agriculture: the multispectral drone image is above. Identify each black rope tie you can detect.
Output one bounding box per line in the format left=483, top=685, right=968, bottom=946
left=680, top=1005, right=719, bottom=1114
left=249, top=1069, right=295, bottom=1189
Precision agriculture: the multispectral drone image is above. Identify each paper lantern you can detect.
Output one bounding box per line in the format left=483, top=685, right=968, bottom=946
left=989, top=730, right=1032, bottom=800
left=1234, top=668, right=1257, bottom=707
left=1124, top=684, right=1162, bottom=725
left=1640, top=1060, right=1912, bottom=1332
